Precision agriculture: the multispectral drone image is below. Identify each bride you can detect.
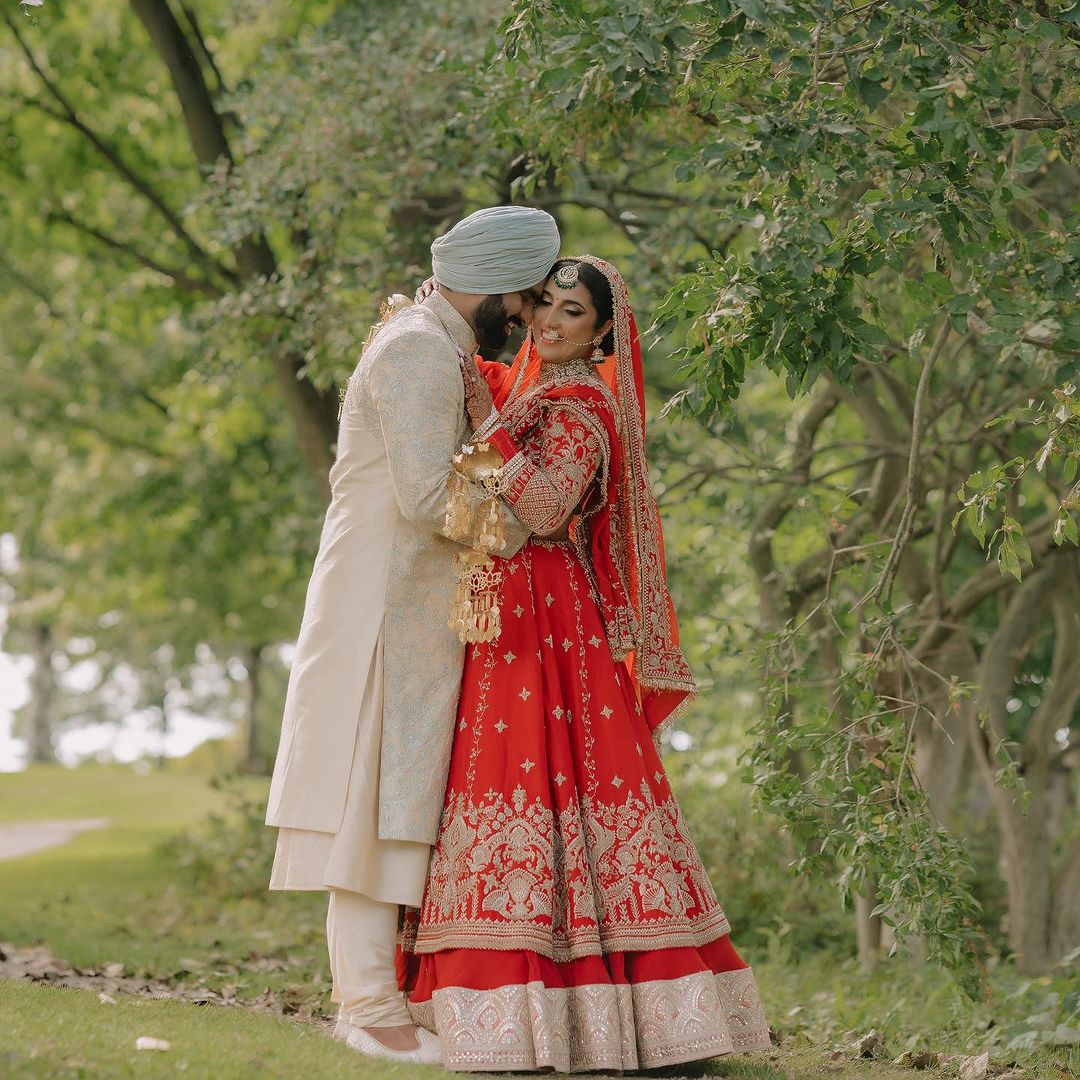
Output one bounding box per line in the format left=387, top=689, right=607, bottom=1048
left=399, top=256, right=771, bottom=1072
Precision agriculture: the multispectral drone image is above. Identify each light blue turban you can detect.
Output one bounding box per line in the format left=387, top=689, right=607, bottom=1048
left=431, top=205, right=561, bottom=293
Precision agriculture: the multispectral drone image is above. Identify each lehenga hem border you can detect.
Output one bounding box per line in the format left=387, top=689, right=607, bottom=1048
left=407, top=908, right=732, bottom=961
left=407, top=967, right=771, bottom=1074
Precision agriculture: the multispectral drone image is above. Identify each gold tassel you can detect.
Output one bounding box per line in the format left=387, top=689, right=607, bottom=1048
left=444, top=440, right=510, bottom=643
left=448, top=551, right=502, bottom=643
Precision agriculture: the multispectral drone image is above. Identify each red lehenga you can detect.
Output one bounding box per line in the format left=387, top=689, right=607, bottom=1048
left=399, top=258, right=770, bottom=1072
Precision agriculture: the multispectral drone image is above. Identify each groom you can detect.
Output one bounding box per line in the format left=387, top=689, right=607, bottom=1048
left=265, top=206, right=559, bottom=1062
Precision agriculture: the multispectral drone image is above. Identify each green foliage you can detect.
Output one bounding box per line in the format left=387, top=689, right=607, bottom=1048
left=760, top=952, right=1080, bottom=1071
left=503, top=0, right=1080, bottom=416
left=996, top=948, right=1080, bottom=1054
left=0, top=0, right=518, bottom=758
left=0, top=0, right=327, bottom=740
left=745, top=624, right=985, bottom=995
left=196, top=0, right=513, bottom=392
left=161, top=773, right=277, bottom=899
left=4, top=0, right=1079, bottom=1007
left=670, top=750, right=854, bottom=959
left=953, top=383, right=1080, bottom=576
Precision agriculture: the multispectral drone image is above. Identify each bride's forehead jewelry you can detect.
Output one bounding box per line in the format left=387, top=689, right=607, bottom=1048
left=553, top=263, right=580, bottom=289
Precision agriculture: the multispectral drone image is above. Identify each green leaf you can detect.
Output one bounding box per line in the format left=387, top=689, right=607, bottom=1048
left=1014, top=142, right=1047, bottom=174
left=733, top=0, right=766, bottom=23
left=997, top=538, right=1023, bottom=580
left=851, top=321, right=891, bottom=346
left=854, top=76, right=889, bottom=110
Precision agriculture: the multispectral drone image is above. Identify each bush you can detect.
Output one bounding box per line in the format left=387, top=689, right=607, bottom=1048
left=160, top=774, right=276, bottom=900
left=667, top=752, right=853, bottom=961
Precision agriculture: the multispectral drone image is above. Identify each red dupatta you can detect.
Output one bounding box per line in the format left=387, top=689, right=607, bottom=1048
left=493, top=257, right=696, bottom=736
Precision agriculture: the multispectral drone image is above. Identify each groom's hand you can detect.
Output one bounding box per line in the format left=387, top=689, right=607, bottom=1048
left=461, top=352, right=495, bottom=431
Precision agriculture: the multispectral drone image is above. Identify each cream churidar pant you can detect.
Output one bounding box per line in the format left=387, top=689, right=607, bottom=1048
left=270, top=633, right=431, bottom=1026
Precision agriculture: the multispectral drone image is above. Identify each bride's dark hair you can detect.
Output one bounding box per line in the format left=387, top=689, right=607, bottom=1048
left=551, top=259, right=615, bottom=356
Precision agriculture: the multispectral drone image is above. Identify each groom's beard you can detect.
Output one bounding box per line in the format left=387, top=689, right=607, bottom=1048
left=474, top=295, right=519, bottom=358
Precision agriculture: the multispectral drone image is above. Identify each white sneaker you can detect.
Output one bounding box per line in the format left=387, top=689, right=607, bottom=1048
left=333, top=1008, right=442, bottom=1065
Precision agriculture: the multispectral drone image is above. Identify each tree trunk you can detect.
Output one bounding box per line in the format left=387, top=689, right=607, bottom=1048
left=243, top=644, right=264, bottom=773
left=855, top=880, right=883, bottom=969
left=129, top=0, right=337, bottom=493
left=970, top=562, right=1080, bottom=974
left=993, top=772, right=1055, bottom=975
left=1050, top=829, right=1080, bottom=962
left=914, top=634, right=977, bottom=820
left=156, top=692, right=169, bottom=769
left=26, top=622, right=57, bottom=764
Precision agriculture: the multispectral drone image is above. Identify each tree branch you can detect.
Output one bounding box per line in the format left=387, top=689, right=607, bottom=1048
left=912, top=512, right=1060, bottom=662
left=3, top=12, right=232, bottom=284
left=974, top=563, right=1058, bottom=750
left=0, top=250, right=62, bottom=319
left=749, top=384, right=842, bottom=624
left=128, top=0, right=276, bottom=284
left=126, top=0, right=338, bottom=488
left=991, top=116, right=1068, bottom=131
left=128, top=0, right=231, bottom=167
left=867, top=320, right=950, bottom=606
left=1023, top=568, right=1080, bottom=762
left=48, top=209, right=223, bottom=298
left=178, top=2, right=227, bottom=98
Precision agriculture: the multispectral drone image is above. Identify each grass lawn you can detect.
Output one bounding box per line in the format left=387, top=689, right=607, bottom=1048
left=0, top=763, right=325, bottom=984
left=0, top=979, right=967, bottom=1080
left=1, top=763, right=1076, bottom=1079
left=0, top=979, right=430, bottom=1080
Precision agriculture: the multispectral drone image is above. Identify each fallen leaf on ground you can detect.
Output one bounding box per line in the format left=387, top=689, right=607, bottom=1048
left=958, top=1052, right=991, bottom=1079
left=0, top=942, right=314, bottom=1017
left=850, top=1030, right=887, bottom=1058
left=135, top=1037, right=171, bottom=1052
left=894, top=1049, right=941, bottom=1069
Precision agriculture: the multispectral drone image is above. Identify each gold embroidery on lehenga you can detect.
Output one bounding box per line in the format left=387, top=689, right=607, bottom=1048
left=412, top=778, right=731, bottom=961
left=407, top=967, right=771, bottom=1072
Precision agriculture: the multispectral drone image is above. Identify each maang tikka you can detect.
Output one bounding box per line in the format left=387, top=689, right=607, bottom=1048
left=553, top=263, right=579, bottom=289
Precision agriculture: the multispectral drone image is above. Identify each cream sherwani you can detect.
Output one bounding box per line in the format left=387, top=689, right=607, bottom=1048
left=266, top=292, right=527, bottom=904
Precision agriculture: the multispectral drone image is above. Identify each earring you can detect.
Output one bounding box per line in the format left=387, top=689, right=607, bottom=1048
left=590, top=337, right=604, bottom=363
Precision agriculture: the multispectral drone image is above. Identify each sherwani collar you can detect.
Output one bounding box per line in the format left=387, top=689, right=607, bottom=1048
left=423, top=291, right=477, bottom=354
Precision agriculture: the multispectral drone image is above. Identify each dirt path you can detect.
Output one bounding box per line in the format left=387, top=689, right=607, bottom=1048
left=0, top=818, right=109, bottom=860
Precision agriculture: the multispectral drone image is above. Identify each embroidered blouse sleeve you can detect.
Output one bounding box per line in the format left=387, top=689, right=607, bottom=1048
left=485, top=402, right=608, bottom=536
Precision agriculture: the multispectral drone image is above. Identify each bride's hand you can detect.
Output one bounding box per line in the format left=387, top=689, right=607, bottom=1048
left=461, top=353, right=495, bottom=431
left=414, top=276, right=436, bottom=304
